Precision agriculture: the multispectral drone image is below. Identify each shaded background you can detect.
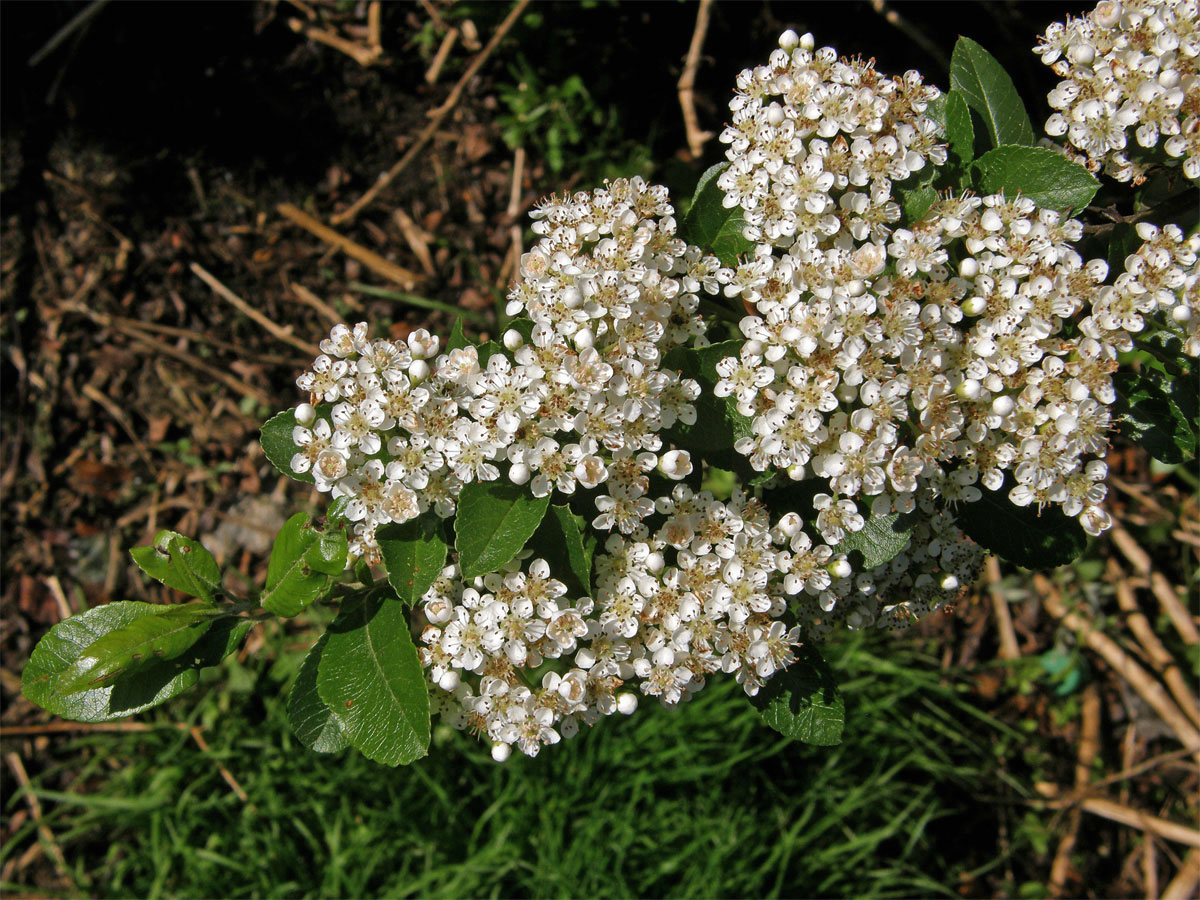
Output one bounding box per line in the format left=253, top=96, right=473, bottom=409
left=3, top=2, right=1197, bottom=897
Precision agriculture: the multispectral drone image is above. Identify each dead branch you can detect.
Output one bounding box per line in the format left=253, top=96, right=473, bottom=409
left=276, top=203, right=423, bottom=289
left=190, top=262, right=323, bottom=357
left=677, top=0, right=714, bottom=160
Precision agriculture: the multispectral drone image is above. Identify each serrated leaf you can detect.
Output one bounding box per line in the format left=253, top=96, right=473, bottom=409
left=530, top=504, right=594, bottom=597
left=956, top=486, right=1087, bottom=569
left=750, top=645, right=844, bottom=746
left=681, top=162, right=756, bottom=265
left=288, top=633, right=350, bottom=754
left=454, top=480, right=550, bottom=579
left=1112, top=369, right=1198, bottom=464
left=944, top=91, right=975, bottom=165
left=55, top=603, right=220, bottom=696
left=261, top=513, right=348, bottom=618
left=22, top=602, right=244, bottom=722
left=973, top=145, right=1099, bottom=212
left=260, top=407, right=336, bottom=485
left=834, top=511, right=914, bottom=571
left=477, top=340, right=505, bottom=367
left=950, top=37, right=1034, bottom=149
left=129, top=531, right=222, bottom=602
left=900, top=184, right=939, bottom=223
left=445, top=318, right=470, bottom=353
left=317, top=594, right=429, bottom=766
left=377, top=516, right=449, bottom=606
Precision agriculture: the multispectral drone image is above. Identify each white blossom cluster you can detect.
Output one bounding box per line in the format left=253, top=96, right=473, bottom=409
left=1099, top=221, right=1200, bottom=355
left=717, top=30, right=946, bottom=247
left=1036, top=0, right=1200, bottom=183
left=288, top=179, right=723, bottom=563
left=420, top=490, right=804, bottom=760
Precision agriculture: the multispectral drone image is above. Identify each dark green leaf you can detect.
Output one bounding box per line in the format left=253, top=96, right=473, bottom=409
left=55, top=602, right=220, bottom=696
left=260, top=408, right=314, bottom=484
left=477, top=341, right=506, bottom=367
left=956, top=486, right=1088, bottom=569
left=943, top=91, right=975, bottom=165
left=129, top=531, right=222, bottom=602
left=750, top=645, right=844, bottom=746
left=1112, top=369, right=1198, bottom=464
left=1107, top=222, right=1143, bottom=276
left=680, top=162, right=756, bottom=266
left=454, top=480, right=550, bottom=579
left=261, top=513, right=348, bottom=618
left=662, top=342, right=756, bottom=475
left=950, top=37, right=1035, bottom=149
left=317, top=594, right=430, bottom=766
left=22, top=602, right=218, bottom=722
left=834, top=511, right=914, bottom=571
left=377, top=516, right=449, bottom=606
left=530, top=505, right=594, bottom=597
left=900, top=184, right=939, bottom=223
left=288, top=633, right=350, bottom=754
left=445, top=318, right=470, bottom=353
left=973, top=145, right=1099, bottom=212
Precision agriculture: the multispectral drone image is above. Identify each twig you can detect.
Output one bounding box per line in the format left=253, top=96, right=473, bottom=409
left=677, top=0, right=714, bottom=160
left=1036, top=575, right=1200, bottom=763
left=28, top=0, right=110, bottom=66
left=123, top=333, right=271, bottom=406
left=0, top=722, right=182, bottom=737
left=367, top=1, right=381, bottom=51
left=868, top=0, right=951, bottom=72
left=1079, top=797, right=1200, bottom=848
left=287, top=17, right=381, bottom=66
left=418, top=0, right=450, bottom=32
left=44, top=576, right=73, bottom=622
left=1163, top=848, right=1200, bottom=900
left=987, top=556, right=1021, bottom=660
left=5, top=753, right=68, bottom=878
left=1050, top=683, right=1101, bottom=897
left=276, top=203, right=423, bottom=289
left=1111, top=525, right=1200, bottom=646
left=498, top=145, right=526, bottom=291
left=392, top=208, right=436, bottom=276
left=425, top=27, right=459, bottom=84
left=1145, top=836, right=1159, bottom=900
left=1110, top=558, right=1200, bottom=729
left=81, top=383, right=154, bottom=466
left=289, top=282, right=349, bottom=327
left=190, top=262, right=322, bottom=357
left=189, top=726, right=250, bottom=804
left=332, top=0, right=532, bottom=224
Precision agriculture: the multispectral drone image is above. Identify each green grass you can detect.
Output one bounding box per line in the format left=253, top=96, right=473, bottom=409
left=3, top=627, right=1037, bottom=899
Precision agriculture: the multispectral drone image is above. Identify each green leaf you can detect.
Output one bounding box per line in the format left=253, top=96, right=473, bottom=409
left=1112, top=369, right=1198, bottom=464
left=22, top=602, right=245, bottom=722
left=834, top=511, right=914, bottom=571
left=261, top=513, right=348, bottom=618
left=317, top=594, right=430, bottom=766
left=55, top=603, right=221, bottom=696
left=943, top=91, right=975, bottom=165
left=900, top=184, right=939, bottom=223
left=973, top=145, right=1099, bottom=212
left=950, top=37, right=1035, bottom=149
left=129, top=531, right=222, bottom=602
left=454, top=480, right=551, bottom=579
left=530, top=504, right=594, bottom=597
left=662, top=342, right=755, bottom=475
left=377, top=516, right=449, bottom=606
left=477, top=340, right=506, bottom=367
left=288, top=633, right=350, bottom=754
left=681, top=162, right=756, bottom=266
left=956, top=486, right=1088, bottom=569
left=750, top=645, right=844, bottom=746
left=260, top=408, right=332, bottom=485
left=1107, top=222, right=1143, bottom=276
left=445, top=318, right=470, bottom=353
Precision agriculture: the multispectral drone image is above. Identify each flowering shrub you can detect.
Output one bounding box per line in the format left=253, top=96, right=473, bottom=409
left=22, top=8, right=1199, bottom=767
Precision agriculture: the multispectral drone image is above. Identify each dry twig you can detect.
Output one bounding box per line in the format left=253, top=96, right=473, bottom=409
left=189, top=726, right=250, bottom=805
left=287, top=17, right=381, bottom=67
left=426, top=28, right=459, bottom=85
left=332, top=0, right=532, bottom=224
left=5, top=752, right=68, bottom=878
left=1110, top=525, right=1199, bottom=645
left=677, top=0, right=714, bottom=160
left=1036, top=575, right=1200, bottom=763
left=190, top=262, right=322, bottom=357
left=276, top=203, right=423, bottom=289
left=987, top=556, right=1021, bottom=660
left=1049, top=684, right=1101, bottom=897
left=1162, top=848, right=1200, bottom=900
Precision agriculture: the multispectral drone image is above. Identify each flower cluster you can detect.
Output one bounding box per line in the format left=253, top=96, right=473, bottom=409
left=290, top=178, right=722, bottom=563
left=420, top=489, right=805, bottom=760
left=718, top=191, right=1125, bottom=538
left=1036, top=0, right=1200, bottom=183
left=717, top=30, right=946, bottom=247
